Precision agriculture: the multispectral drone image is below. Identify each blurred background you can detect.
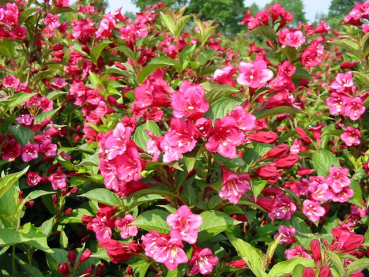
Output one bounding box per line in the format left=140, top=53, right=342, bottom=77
left=112, top=0, right=360, bottom=35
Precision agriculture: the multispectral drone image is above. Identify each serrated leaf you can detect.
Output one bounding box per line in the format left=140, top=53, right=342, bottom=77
left=90, top=40, right=111, bottom=63
left=268, top=257, right=315, bottom=277
left=133, top=120, right=162, bottom=151
left=114, top=45, right=136, bottom=62
left=0, top=166, right=29, bottom=198
left=8, top=124, right=34, bottom=146
left=35, top=107, right=60, bottom=124
left=205, top=97, right=242, bottom=120
left=253, top=106, right=302, bottom=120
left=201, top=81, right=238, bottom=104
left=346, top=258, right=369, bottom=275
left=311, top=150, right=339, bottom=177
left=249, top=25, right=276, bottom=41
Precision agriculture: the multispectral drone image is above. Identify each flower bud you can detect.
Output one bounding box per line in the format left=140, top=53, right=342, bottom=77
left=57, top=263, right=70, bottom=275
left=256, top=165, right=277, bottom=179
left=248, top=131, right=278, bottom=144
left=79, top=249, right=91, bottom=264
left=274, top=154, right=300, bottom=169
left=67, top=251, right=77, bottom=267
left=262, top=144, right=289, bottom=160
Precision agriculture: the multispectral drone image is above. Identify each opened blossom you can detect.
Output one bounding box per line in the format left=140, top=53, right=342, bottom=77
left=166, top=205, right=203, bottom=244
left=189, top=246, right=218, bottom=275
left=115, top=214, right=138, bottom=239
left=219, top=167, right=251, bottom=204
left=326, top=167, right=351, bottom=193
left=274, top=225, right=296, bottom=245
left=302, top=200, right=325, bottom=222
left=237, top=59, right=273, bottom=88
left=341, top=126, right=361, bottom=146
left=22, top=143, right=39, bottom=162
left=205, top=116, right=245, bottom=158
left=170, top=81, right=209, bottom=120
left=47, top=169, right=67, bottom=190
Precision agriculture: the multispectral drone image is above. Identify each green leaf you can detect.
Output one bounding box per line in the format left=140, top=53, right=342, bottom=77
left=78, top=154, right=100, bottom=167
left=0, top=166, right=29, bottom=198
left=19, top=223, right=53, bottom=253
left=197, top=50, right=219, bottom=66
left=34, top=107, right=61, bottom=124
left=114, top=45, right=136, bottom=61
left=330, top=40, right=362, bottom=58
left=182, top=183, right=198, bottom=206
left=80, top=188, right=122, bottom=206
left=198, top=211, right=241, bottom=242
left=266, top=234, right=281, bottom=265
left=281, top=46, right=297, bottom=61
left=0, top=229, right=32, bottom=247
left=50, top=7, right=74, bottom=14
left=133, top=209, right=170, bottom=234
left=251, top=178, right=267, bottom=200
left=127, top=195, right=164, bottom=212
left=46, top=91, right=67, bottom=100
left=226, top=233, right=267, bottom=277
left=8, top=124, right=34, bottom=146
left=253, top=106, right=302, bottom=120
left=46, top=249, right=68, bottom=272
left=174, top=15, right=191, bottom=38
left=4, top=92, right=37, bottom=111
left=160, top=12, right=175, bottom=35
left=201, top=81, right=239, bottom=104
left=312, top=150, right=339, bottom=177
left=348, top=180, right=365, bottom=208
left=293, top=67, right=313, bottom=80
left=133, top=120, right=162, bottom=151
left=88, top=72, right=102, bottom=87
left=59, top=208, right=93, bottom=224
left=326, top=250, right=345, bottom=276
left=268, top=258, right=314, bottom=277
left=346, top=258, right=369, bottom=275
left=353, top=71, right=369, bottom=88
left=16, top=256, right=45, bottom=277
left=205, top=97, right=243, bottom=120
left=90, top=40, right=111, bottom=63
left=138, top=64, right=169, bottom=84
left=0, top=38, right=15, bottom=58
left=19, top=7, right=40, bottom=24
left=249, top=25, right=276, bottom=41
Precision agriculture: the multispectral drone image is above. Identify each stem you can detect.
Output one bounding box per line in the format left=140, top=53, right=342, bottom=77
left=12, top=245, right=16, bottom=276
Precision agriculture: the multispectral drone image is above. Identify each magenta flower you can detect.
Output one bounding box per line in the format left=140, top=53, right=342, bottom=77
left=44, top=14, right=60, bottom=31
left=330, top=71, right=354, bottom=93
left=104, top=122, right=132, bottom=160
left=160, top=118, right=197, bottom=163
left=309, top=177, right=332, bottom=203
left=189, top=246, right=218, bottom=275
left=166, top=205, right=203, bottom=244
left=40, top=140, right=57, bottom=157
left=278, top=29, right=306, bottom=48
left=302, top=200, right=325, bottom=222
left=285, top=245, right=312, bottom=260
left=48, top=169, right=67, bottom=190
left=230, top=105, right=256, bottom=131
left=219, top=167, right=251, bottom=204
left=331, top=187, right=354, bottom=203
left=205, top=116, right=245, bottom=159
left=343, top=97, right=365, bottom=121
left=3, top=75, right=20, bottom=88
left=22, top=143, right=40, bottom=162
left=114, top=147, right=143, bottom=182
left=326, top=93, right=345, bottom=115
left=27, top=171, right=42, bottom=186
left=16, top=114, right=34, bottom=126
left=326, top=166, right=351, bottom=193
left=301, top=41, right=324, bottom=67
left=170, top=81, right=209, bottom=120
left=213, top=66, right=236, bottom=86
left=272, top=196, right=296, bottom=220
left=274, top=225, right=296, bottom=245
left=237, top=59, right=273, bottom=88
left=115, top=214, right=138, bottom=239
left=91, top=207, right=115, bottom=241
left=341, top=126, right=361, bottom=146
left=142, top=231, right=188, bottom=271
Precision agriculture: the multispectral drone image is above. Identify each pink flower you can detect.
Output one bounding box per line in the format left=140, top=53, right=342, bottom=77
left=16, top=114, right=34, bottom=126
left=309, top=176, right=332, bottom=203
left=278, top=29, right=306, bottom=48
left=326, top=93, right=345, bottom=115
left=330, top=72, right=354, bottom=93
left=237, top=59, right=273, bottom=88
left=91, top=207, right=115, bottom=240
left=161, top=118, right=197, bottom=163
left=205, top=116, right=245, bottom=159
left=142, top=231, right=188, bottom=271
left=103, top=123, right=132, bottom=160
left=115, top=214, right=138, bottom=239
left=114, top=147, right=143, bottom=182
left=189, top=246, right=218, bottom=275
left=271, top=196, right=296, bottom=220
left=22, top=143, right=40, bottom=162
left=302, top=200, right=325, bottom=222
left=170, top=81, right=209, bottom=120
left=219, top=167, right=251, bottom=204
left=44, top=14, right=60, bottom=31
left=274, top=225, right=296, bottom=245
left=343, top=97, right=365, bottom=121
left=48, top=169, right=67, bottom=190
left=230, top=105, right=256, bottom=131
left=285, top=245, right=312, bottom=260
left=301, top=41, right=324, bottom=67
left=326, top=167, right=351, bottom=193
left=27, top=171, right=42, bottom=186
left=341, top=126, right=361, bottom=146
left=331, top=187, right=354, bottom=203
left=52, top=77, right=68, bottom=88
left=11, top=25, right=26, bottom=40
left=213, top=66, right=236, bottom=86
left=40, top=140, right=57, bottom=157
left=3, top=75, right=20, bottom=88
left=167, top=205, right=203, bottom=244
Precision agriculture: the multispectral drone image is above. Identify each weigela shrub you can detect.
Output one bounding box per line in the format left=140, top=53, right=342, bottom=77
left=0, top=0, right=369, bottom=276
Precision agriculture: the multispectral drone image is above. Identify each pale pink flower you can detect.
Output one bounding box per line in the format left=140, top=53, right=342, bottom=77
left=309, top=176, right=332, bottom=203
left=91, top=207, right=115, bottom=241
left=279, top=29, right=306, bottom=48
left=237, top=59, right=273, bottom=88
left=330, top=72, right=354, bottom=93
left=170, top=81, right=209, bottom=120
left=44, top=14, right=60, bottom=31
left=167, top=205, right=203, bottom=244
left=189, top=246, right=218, bottom=275
left=115, top=214, right=138, bottom=239
left=302, top=200, right=325, bottom=222
left=22, top=143, right=39, bottom=162
left=341, top=126, right=361, bottom=146
left=219, top=167, right=251, bottom=204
